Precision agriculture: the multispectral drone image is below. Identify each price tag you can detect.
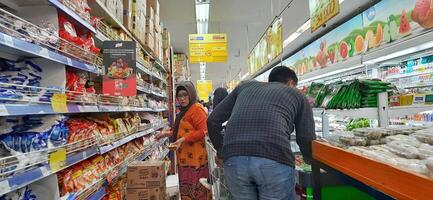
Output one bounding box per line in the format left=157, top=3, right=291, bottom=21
left=49, top=148, right=66, bottom=171
left=51, top=94, right=68, bottom=113
left=0, top=104, right=9, bottom=116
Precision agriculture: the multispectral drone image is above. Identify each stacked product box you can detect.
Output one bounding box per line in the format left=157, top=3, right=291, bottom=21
left=131, top=0, right=147, bottom=45
left=127, top=160, right=167, bottom=200
left=145, top=4, right=155, bottom=52
left=162, top=28, right=171, bottom=69
left=123, top=0, right=133, bottom=30
left=173, top=53, right=189, bottom=78
left=104, top=0, right=123, bottom=22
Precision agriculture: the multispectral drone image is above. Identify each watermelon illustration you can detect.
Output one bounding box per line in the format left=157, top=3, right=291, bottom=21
left=339, top=41, right=349, bottom=59
left=399, top=10, right=411, bottom=37
left=375, top=23, right=383, bottom=47
left=383, top=24, right=391, bottom=43
left=412, top=0, right=433, bottom=28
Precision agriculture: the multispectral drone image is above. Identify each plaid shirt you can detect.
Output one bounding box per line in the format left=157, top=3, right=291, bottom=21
left=207, top=81, right=316, bottom=167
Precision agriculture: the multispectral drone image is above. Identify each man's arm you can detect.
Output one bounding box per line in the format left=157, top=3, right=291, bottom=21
left=294, top=96, right=316, bottom=164
left=207, top=87, right=240, bottom=156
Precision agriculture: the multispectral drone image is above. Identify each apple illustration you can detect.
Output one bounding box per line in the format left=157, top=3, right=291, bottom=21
left=339, top=41, right=349, bottom=59
left=329, top=49, right=335, bottom=64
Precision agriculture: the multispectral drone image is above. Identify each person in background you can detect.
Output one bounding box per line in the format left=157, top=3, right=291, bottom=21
left=207, top=66, right=316, bottom=200
left=199, top=87, right=229, bottom=189
left=200, top=100, right=209, bottom=114
left=155, top=81, right=210, bottom=200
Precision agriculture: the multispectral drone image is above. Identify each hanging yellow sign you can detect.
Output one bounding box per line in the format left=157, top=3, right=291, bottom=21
left=309, top=0, right=340, bottom=32
left=189, top=34, right=227, bottom=63
left=196, top=80, right=213, bottom=102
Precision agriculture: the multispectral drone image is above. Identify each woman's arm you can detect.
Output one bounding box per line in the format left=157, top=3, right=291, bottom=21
left=183, top=104, right=208, bottom=143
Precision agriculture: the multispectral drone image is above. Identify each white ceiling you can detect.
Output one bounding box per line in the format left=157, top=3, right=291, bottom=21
left=160, top=0, right=376, bottom=87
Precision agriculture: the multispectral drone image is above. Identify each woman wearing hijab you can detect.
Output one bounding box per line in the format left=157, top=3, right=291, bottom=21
left=212, top=87, right=228, bottom=109
left=156, top=81, right=210, bottom=200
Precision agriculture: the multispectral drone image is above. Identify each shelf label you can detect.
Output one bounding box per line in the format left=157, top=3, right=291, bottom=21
left=0, top=104, right=9, bottom=116
left=49, top=148, right=67, bottom=171
left=51, top=94, right=68, bottom=113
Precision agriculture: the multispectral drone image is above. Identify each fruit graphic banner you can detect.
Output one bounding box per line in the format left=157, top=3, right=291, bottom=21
left=309, top=0, right=340, bottom=32
left=283, top=14, right=363, bottom=75
left=102, top=41, right=136, bottom=96
left=283, top=0, right=433, bottom=77
left=189, top=34, right=227, bottom=63
left=249, top=18, right=283, bottom=75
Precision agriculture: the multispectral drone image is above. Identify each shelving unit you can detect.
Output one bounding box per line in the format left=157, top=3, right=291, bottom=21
left=0, top=0, right=173, bottom=199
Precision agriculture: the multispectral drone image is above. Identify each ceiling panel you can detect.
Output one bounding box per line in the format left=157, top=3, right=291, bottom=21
left=160, top=0, right=376, bottom=88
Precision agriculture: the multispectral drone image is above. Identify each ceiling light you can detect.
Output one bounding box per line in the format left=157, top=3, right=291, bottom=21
left=283, top=0, right=345, bottom=48
left=195, top=3, right=209, bottom=23
left=283, top=19, right=310, bottom=48
left=364, top=40, right=433, bottom=65
left=298, top=64, right=365, bottom=84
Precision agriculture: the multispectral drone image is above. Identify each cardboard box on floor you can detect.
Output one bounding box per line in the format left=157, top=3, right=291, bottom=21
left=127, top=160, right=166, bottom=189
left=126, top=188, right=166, bottom=200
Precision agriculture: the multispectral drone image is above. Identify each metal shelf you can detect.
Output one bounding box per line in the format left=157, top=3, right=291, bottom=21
left=0, top=32, right=100, bottom=74
left=88, top=0, right=165, bottom=73
left=99, top=123, right=166, bottom=154
left=137, top=62, right=167, bottom=84
left=47, top=0, right=96, bottom=33
left=0, top=103, right=167, bottom=116
left=313, top=108, right=379, bottom=119
left=389, top=105, right=433, bottom=118
left=0, top=147, right=98, bottom=196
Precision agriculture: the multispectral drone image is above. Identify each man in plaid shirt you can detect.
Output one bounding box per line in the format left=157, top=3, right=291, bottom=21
left=207, top=66, right=316, bottom=200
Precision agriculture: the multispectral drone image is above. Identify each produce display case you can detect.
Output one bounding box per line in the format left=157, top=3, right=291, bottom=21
left=312, top=141, right=433, bottom=200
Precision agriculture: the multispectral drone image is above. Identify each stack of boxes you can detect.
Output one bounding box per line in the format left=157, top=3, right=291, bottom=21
left=127, top=161, right=166, bottom=200
left=145, top=3, right=155, bottom=52
left=130, top=0, right=147, bottom=45
left=173, top=53, right=190, bottom=79
left=123, top=0, right=164, bottom=60
left=162, top=28, right=171, bottom=70
left=103, top=0, right=123, bottom=22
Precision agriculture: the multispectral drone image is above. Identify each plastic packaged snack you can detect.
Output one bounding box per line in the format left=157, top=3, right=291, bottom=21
left=353, top=127, right=385, bottom=140
left=385, top=134, right=421, bottom=147
left=413, top=129, right=433, bottom=145
left=385, top=141, right=419, bottom=159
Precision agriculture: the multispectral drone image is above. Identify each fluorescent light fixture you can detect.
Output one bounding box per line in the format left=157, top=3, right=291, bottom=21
left=283, top=19, right=311, bottom=48
left=282, top=0, right=345, bottom=48
left=197, top=22, right=208, bottom=34
left=298, top=64, right=365, bottom=84
left=364, top=40, right=433, bottom=65
left=241, top=72, right=250, bottom=80
left=195, top=3, right=209, bottom=23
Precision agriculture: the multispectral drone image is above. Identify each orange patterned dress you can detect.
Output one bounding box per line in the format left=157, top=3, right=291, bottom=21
left=176, top=103, right=210, bottom=200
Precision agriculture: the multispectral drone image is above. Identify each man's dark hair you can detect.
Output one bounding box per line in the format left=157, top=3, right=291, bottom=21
left=268, top=66, right=298, bottom=85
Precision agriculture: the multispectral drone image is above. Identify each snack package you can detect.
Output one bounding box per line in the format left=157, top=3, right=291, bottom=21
left=413, top=129, right=433, bottom=145
left=385, top=141, right=419, bottom=159
left=385, top=134, right=421, bottom=147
